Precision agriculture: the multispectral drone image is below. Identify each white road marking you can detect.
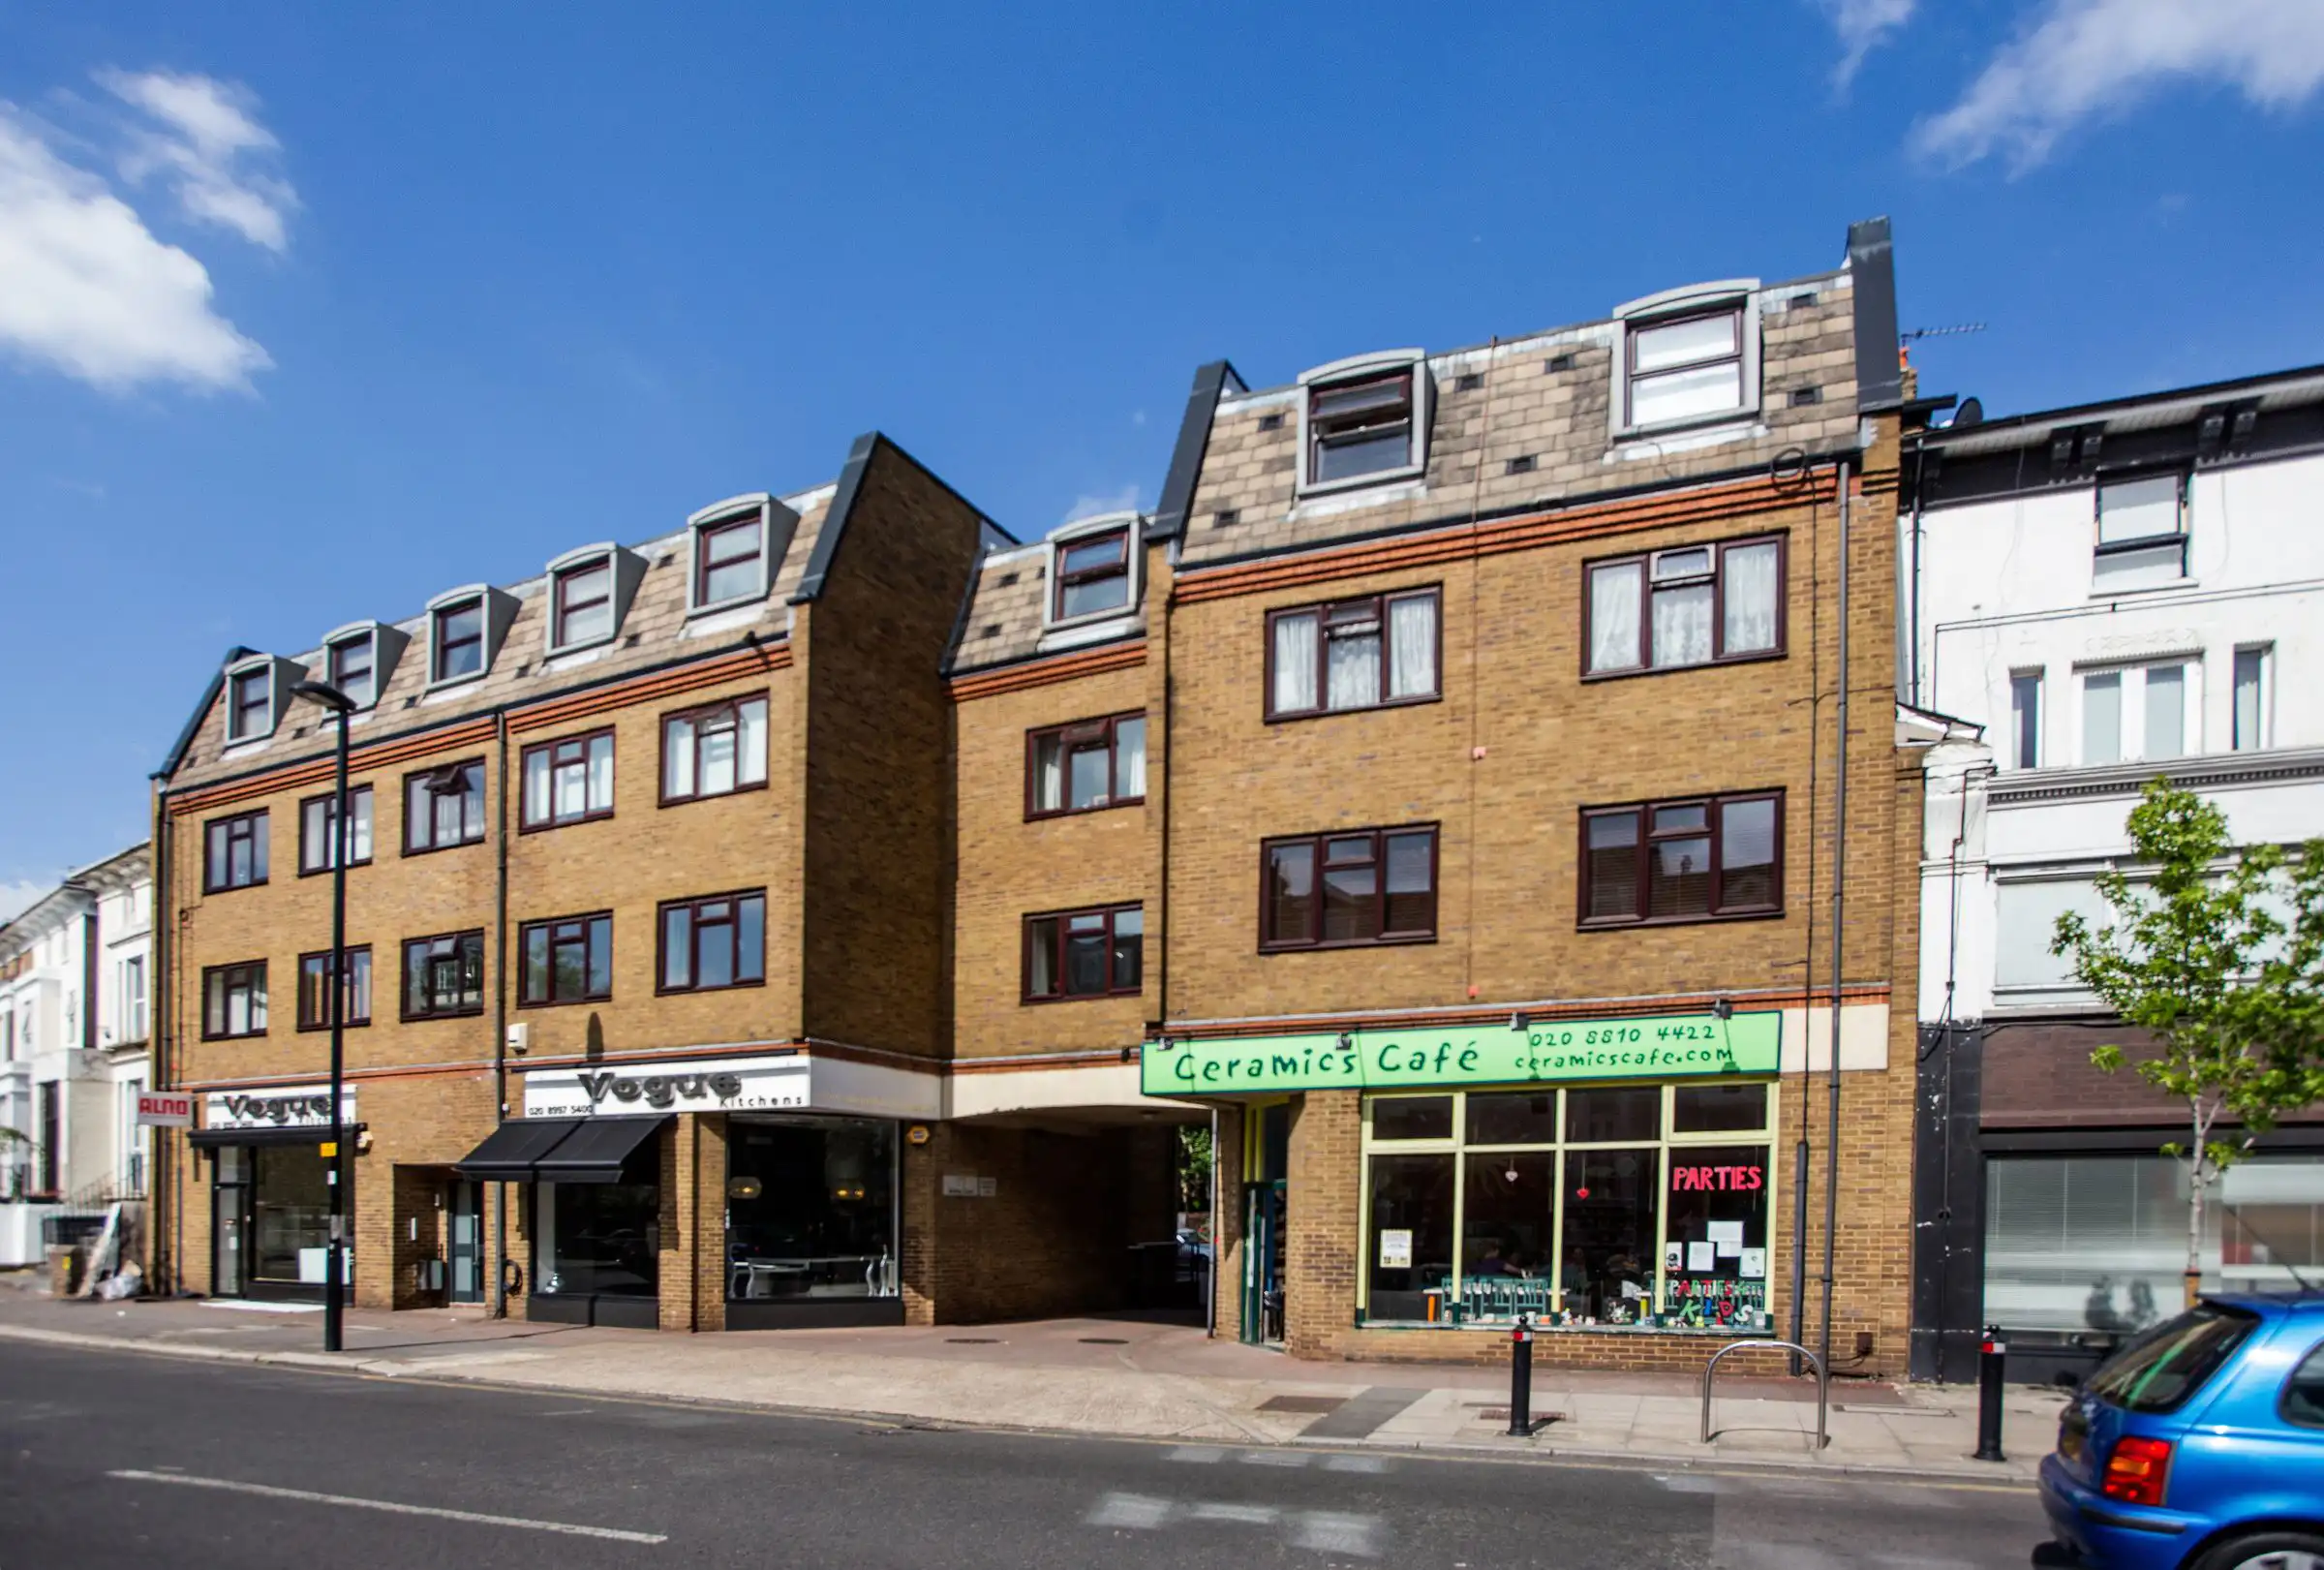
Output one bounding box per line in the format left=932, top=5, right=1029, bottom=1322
left=535, top=1407, right=598, bottom=1417
left=1189, top=1502, right=1279, bottom=1524
left=106, top=1471, right=666, bottom=1544
left=1291, top=1510, right=1382, bottom=1556
left=1166, top=1445, right=1224, bottom=1463
left=1087, top=1493, right=1173, bottom=1528
left=1323, top=1453, right=1387, bottom=1473
left=1654, top=1473, right=1728, bottom=1493
left=1241, top=1448, right=1311, bottom=1466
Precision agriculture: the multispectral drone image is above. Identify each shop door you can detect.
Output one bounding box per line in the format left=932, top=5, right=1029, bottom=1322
left=1241, top=1180, right=1286, bottom=1345
left=447, top=1181, right=483, bottom=1304
left=212, top=1149, right=249, bottom=1297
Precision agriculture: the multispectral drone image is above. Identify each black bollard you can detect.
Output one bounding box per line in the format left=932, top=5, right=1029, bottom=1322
left=1973, top=1323, right=2006, bottom=1462
left=1507, top=1315, right=1534, bottom=1436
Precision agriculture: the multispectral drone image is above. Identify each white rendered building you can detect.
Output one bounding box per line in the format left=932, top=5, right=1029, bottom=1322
left=1900, top=366, right=2324, bottom=1382
left=0, top=843, right=153, bottom=1269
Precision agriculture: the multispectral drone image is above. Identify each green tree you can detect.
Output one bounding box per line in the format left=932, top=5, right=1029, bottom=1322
left=2053, top=781, right=2324, bottom=1306
left=1175, top=1124, right=1213, bottom=1215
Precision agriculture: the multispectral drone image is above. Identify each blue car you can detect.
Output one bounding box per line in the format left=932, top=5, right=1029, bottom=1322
left=2039, top=1292, right=2324, bottom=1569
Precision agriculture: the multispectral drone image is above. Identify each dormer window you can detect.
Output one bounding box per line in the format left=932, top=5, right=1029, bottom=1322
left=1295, top=352, right=1431, bottom=496
left=1055, top=526, right=1131, bottom=620
left=227, top=665, right=272, bottom=742
left=434, top=599, right=484, bottom=682
left=329, top=633, right=375, bottom=708
left=1611, top=281, right=1761, bottom=437
left=694, top=510, right=764, bottom=610
left=555, top=559, right=613, bottom=647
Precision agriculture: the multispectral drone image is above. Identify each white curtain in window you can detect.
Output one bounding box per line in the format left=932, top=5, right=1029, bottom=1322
left=1388, top=597, right=1437, bottom=697
left=701, top=723, right=737, bottom=795
left=1588, top=563, right=1641, bottom=672
left=1115, top=718, right=1146, bottom=800
left=1033, top=735, right=1063, bottom=812
left=664, top=718, right=695, bottom=798
left=1651, top=583, right=1713, bottom=667
left=1327, top=629, right=1380, bottom=710
left=524, top=754, right=551, bottom=824
left=1272, top=612, right=1318, bottom=713
left=1721, top=543, right=1779, bottom=654
left=737, top=699, right=768, bottom=786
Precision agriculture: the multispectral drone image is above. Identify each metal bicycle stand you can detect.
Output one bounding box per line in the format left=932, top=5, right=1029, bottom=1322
left=1701, top=1339, right=1828, bottom=1450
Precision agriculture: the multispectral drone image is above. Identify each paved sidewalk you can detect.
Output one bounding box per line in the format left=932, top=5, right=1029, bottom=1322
left=0, top=1282, right=2055, bottom=1482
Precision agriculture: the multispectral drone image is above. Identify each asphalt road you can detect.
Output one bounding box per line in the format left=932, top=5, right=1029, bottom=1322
left=0, top=1341, right=2048, bottom=1569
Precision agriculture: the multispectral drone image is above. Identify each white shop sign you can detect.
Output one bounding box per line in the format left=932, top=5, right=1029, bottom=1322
left=524, top=1054, right=810, bottom=1118
left=138, top=1092, right=195, bottom=1127
left=204, top=1084, right=357, bottom=1132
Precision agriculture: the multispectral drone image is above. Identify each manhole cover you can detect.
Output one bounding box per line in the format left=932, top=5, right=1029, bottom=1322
left=1078, top=1337, right=1129, bottom=1345
left=1259, top=1395, right=1345, bottom=1414
left=945, top=1337, right=1000, bottom=1344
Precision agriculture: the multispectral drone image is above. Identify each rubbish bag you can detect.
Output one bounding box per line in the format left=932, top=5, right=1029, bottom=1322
left=94, top=1262, right=142, bottom=1301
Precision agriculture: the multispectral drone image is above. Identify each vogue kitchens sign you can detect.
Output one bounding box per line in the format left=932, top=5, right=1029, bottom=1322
left=204, top=1084, right=357, bottom=1131
left=523, top=1054, right=810, bottom=1118
left=1140, top=1011, right=1781, bottom=1095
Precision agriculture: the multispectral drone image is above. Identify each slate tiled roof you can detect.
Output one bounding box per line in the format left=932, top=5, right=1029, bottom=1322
left=1178, top=270, right=1862, bottom=570
left=165, top=481, right=839, bottom=790
left=946, top=537, right=1149, bottom=676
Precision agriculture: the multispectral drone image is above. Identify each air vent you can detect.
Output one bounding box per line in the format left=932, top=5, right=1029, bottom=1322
left=1790, top=292, right=1819, bottom=309
left=514, top=662, right=532, bottom=677
left=1789, top=386, right=1822, bottom=407
left=1257, top=413, right=1284, bottom=432
left=1505, top=454, right=1537, bottom=476
left=995, top=571, right=1019, bottom=587
left=979, top=623, right=1000, bottom=639
left=1213, top=508, right=1239, bottom=529
left=1455, top=372, right=1483, bottom=392
left=624, top=632, right=642, bottom=647
left=1545, top=354, right=1576, bottom=374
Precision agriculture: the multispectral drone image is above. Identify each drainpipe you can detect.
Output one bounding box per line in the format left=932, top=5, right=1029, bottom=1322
left=1819, top=459, right=1851, bottom=1374
left=491, top=711, right=510, bottom=1317
left=154, top=796, right=177, bottom=1295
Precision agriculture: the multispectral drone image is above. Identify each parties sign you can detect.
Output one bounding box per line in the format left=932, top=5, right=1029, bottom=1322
left=1140, top=1010, right=1779, bottom=1096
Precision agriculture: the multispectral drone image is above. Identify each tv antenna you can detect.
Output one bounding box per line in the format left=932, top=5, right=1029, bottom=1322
left=1900, top=323, right=1986, bottom=345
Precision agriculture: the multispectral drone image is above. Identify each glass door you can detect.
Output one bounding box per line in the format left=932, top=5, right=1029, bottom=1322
left=212, top=1148, right=248, bottom=1297
left=447, top=1180, right=483, bottom=1304
left=1241, top=1181, right=1286, bottom=1344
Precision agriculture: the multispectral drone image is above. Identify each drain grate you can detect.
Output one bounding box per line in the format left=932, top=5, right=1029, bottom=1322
left=1259, top=1395, right=1346, bottom=1414
left=1078, top=1337, right=1129, bottom=1345
left=945, top=1337, right=1000, bottom=1344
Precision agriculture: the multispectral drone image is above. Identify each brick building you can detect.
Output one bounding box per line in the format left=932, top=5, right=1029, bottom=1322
left=1097, top=217, right=1932, bottom=1372
left=151, top=434, right=1043, bottom=1330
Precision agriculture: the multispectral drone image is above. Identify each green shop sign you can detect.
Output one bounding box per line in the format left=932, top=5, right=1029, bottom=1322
left=1141, top=1010, right=1781, bottom=1096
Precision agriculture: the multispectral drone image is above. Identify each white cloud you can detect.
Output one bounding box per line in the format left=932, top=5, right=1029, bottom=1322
left=1915, top=0, right=2324, bottom=169
left=0, top=879, right=46, bottom=923
left=0, top=110, right=271, bottom=391
left=99, top=70, right=295, bottom=252
left=1818, top=0, right=1918, bottom=85
left=1057, top=483, right=1142, bottom=531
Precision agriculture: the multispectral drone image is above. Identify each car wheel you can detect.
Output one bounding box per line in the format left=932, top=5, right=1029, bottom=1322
left=2197, top=1532, right=2324, bottom=1570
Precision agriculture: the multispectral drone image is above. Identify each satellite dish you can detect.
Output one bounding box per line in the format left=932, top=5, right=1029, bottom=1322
left=1951, top=397, right=1984, bottom=429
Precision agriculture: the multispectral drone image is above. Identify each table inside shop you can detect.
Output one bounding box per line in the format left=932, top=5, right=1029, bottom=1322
left=731, top=1254, right=886, bottom=1299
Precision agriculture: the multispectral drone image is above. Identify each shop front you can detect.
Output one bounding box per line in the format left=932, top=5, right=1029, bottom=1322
left=188, top=1083, right=358, bottom=1302
left=454, top=1049, right=923, bottom=1331
left=1148, top=1009, right=1795, bottom=1360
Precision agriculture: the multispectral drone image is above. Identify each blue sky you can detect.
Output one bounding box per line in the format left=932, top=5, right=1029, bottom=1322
left=4, top=0, right=2322, bottom=909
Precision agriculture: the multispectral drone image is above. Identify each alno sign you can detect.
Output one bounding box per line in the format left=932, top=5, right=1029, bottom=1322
left=1140, top=1011, right=1780, bottom=1095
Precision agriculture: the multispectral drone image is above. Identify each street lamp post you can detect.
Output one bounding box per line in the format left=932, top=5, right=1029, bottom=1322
left=295, top=679, right=356, bottom=1353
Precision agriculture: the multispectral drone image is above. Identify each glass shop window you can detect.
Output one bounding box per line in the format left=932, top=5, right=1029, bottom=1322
left=725, top=1118, right=899, bottom=1303
left=1661, top=1145, right=1772, bottom=1330
left=535, top=1140, right=661, bottom=1300
left=1366, top=1153, right=1455, bottom=1322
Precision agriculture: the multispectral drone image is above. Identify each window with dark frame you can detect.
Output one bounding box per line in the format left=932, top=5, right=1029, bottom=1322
left=299, top=785, right=374, bottom=874
left=433, top=599, right=485, bottom=683
left=296, top=946, right=372, bottom=1031
left=1580, top=792, right=1782, bottom=927
left=203, top=810, right=269, bottom=893
left=520, top=912, right=613, bottom=1006
left=1268, top=588, right=1440, bottom=718
left=1585, top=535, right=1783, bottom=676
left=202, top=961, right=268, bottom=1038
left=1261, top=826, right=1438, bottom=950
left=2093, top=474, right=2188, bottom=592
left=1624, top=306, right=1746, bottom=429
left=658, top=891, right=766, bottom=994
left=694, top=512, right=764, bottom=607
left=1026, top=713, right=1146, bottom=817
left=661, top=695, right=768, bottom=803
left=403, top=930, right=485, bottom=1019
left=2010, top=673, right=2042, bottom=770
left=553, top=558, right=615, bottom=648
left=403, top=760, right=486, bottom=853
left=1023, top=904, right=1142, bottom=1001
left=1053, top=526, right=1131, bottom=620
left=1307, top=369, right=1417, bottom=487
left=227, top=667, right=272, bottom=742
left=328, top=635, right=376, bottom=707
left=522, top=730, right=615, bottom=829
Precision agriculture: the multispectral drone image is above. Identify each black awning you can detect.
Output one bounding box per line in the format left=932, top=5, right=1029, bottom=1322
left=534, top=1115, right=670, bottom=1185
left=452, top=1118, right=585, bottom=1182
left=191, top=1124, right=363, bottom=1150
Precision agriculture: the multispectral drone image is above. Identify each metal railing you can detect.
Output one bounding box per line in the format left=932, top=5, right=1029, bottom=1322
left=1701, top=1339, right=1828, bottom=1450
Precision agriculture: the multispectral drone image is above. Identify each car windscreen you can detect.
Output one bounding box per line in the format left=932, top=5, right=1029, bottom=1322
left=2084, top=1305, right=2260, bottom=1414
